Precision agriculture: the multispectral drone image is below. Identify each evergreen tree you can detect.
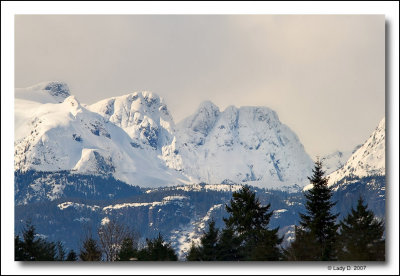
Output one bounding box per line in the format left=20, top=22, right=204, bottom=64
left=117, top=237, right=138, bottom=261
left=15, top=235, right=25, bottom=261
left=284, top=226, right=319, bottom=261
left=215, top=227, right=242, bottom=261
left=186, top=220, right=219, bottom=261
left=14, top=222, right=58, bottom=261
left=286, top=159, right=339, bottom=261
left=338, top=197, right=385, bottom=261
left=137, top=233, right=178, bottom=261
left=55, top=241, right=66, bottom=261
left=66, top=250, right=78, bottom=261
left=186, top=242, right=202, bottom=261
left=224, top=185, right=283, bottom=260
left=79, top=237, right=102, bottom=261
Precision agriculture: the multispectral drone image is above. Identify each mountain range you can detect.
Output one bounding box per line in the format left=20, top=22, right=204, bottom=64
left=14, top=81, right=385, bottom=258
left=15, top=81, right=316, bottom=190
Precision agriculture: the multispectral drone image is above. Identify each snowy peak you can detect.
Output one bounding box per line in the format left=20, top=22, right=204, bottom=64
left=15, top=82, right=318, bottom=190
left=15, top=81, right=70, bottom=104
left=171, top=102, right=314, bottom=187
left=73, top=149, right=115, bottom=175
left=88, top=91, right=175, bottom=150
left=321, top=146, right=361, bottom=175
left=42, top=81, right=70, bottom=99
left=179, top=101, right=220, bottom=136
left=328, top=118, right=385, bottom=185
left=14, top=84, right=191, bottom=187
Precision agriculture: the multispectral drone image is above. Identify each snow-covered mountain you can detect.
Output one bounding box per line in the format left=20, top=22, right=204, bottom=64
left=15, top=81, right=315, bottom=189
left=14, top=82, right=189, bottom=187
left=321, top=146, right=361, bottom=174
left=14, top=83, right=386, bottom=256
left=328, top=118, right=385, bottom=186
left=166, top=101, right=314, bottom=188
left=87, top=91, right=175, bottom=151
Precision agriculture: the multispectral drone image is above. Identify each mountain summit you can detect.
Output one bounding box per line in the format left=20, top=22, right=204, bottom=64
left=88, top=91, right=175, bottom=151
left=15, top=82, right=317, bottom=189
left=328, top=118, right=385, bottom=186
left=168, top=102, right=314, bottom=188
left=14, top=84, right=189, bottom=188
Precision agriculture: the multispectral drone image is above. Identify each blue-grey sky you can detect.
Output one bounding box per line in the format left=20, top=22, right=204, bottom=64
left=15, top=15, right=385, bottom=157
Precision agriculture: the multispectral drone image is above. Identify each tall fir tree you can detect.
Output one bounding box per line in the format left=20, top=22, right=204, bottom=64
left=224, top=185, right=283, bottom=260
left=286, top=159, right=339, bottom=261
left=186, top=220, right=219, bottom=261
left=79, top=237, right=102, bottom=261
left=338, top=197, right=385, bottom=261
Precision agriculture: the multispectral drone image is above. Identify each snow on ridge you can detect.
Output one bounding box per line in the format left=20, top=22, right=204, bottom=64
left=321, top=149, right=354, bottom=174
left=103, top=202, right=160, bottom=211
left=102, top=195, right=189, bottom=212
left=15, top=81, right=70, bottom=104
left=169, top=203, right=223, bottom=260
left=57, top=201, right=100, bottom=211
left=87, top=90, right=175, bottom=146
left=327, top=118, right=385, bottom=186
left=198, top=204, right=223, bottom=229
left=145, top=183, right=245, bottom=193
left=162, top=195, right=189, bottom=201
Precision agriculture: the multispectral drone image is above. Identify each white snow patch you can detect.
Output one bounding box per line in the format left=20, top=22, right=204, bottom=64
left=57, top=201, right=100, bottom=211
left=101, top=217, right=110, bottom=225
left=169, top=204, right=223, bottom=260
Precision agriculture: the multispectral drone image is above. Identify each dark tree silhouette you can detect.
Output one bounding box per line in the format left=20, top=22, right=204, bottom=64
left=286, top=159, right=338, bottom=261
left=117, top=237, right=138, bottom=261
left=66, top=249, right=78, bottom=261
left=137, top=233, right=178, bottom=261
left=79, top=237, right=102, bottom=261
left=215, top=226, right=242, bottom=261
left=338, top=197, right=385, bottom=261
left=14, top=222, right=60, bottom=261
left=223, top=185, right=283, bottom=260
left=186, top=219, right=219, bottom=261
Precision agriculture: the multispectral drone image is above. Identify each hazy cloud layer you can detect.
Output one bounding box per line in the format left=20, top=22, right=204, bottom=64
left=15, top=15, right=385, bottom=157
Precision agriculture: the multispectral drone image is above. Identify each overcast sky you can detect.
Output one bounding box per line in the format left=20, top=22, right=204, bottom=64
left=15, top=15, right=385, bottom=157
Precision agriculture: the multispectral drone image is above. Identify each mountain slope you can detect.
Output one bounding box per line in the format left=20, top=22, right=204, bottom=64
left=328, top=118, right=385, bottom=186
left=14, top=82, right=189, bottom=187
left=165, top=101, right=314, bottom=189
left=87, top=91, right=175, bottom=151
left=15, top=82, right=317, bottom=190
left=321, top=146, right=361, bottom=174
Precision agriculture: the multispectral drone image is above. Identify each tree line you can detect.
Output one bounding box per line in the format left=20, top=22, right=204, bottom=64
left=14, top=160, right=385, bottom=261
left=15, top=219, right=177, bottom=261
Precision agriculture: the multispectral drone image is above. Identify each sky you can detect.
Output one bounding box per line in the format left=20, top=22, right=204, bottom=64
left=14, top=15, right=385, bottom=157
